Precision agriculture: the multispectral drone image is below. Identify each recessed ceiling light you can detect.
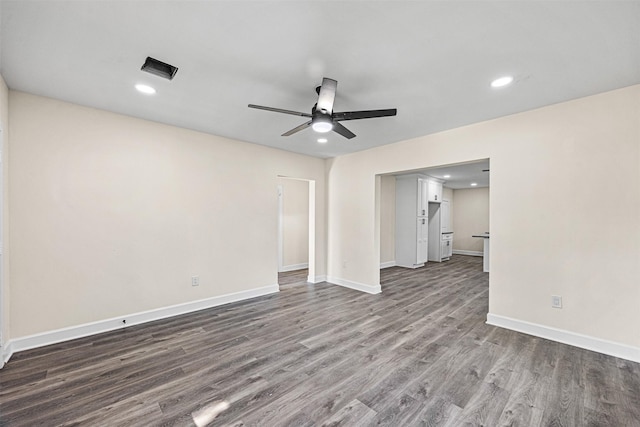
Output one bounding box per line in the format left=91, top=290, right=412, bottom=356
left=317, top=138, right=328, bottom=143
left=135, top=84, right=156, bottom=95
left=443, top=174, right=451, bottom=179
left=471, top=182, right=478, bottom=186
left=491, top=76, right=514, bottom=88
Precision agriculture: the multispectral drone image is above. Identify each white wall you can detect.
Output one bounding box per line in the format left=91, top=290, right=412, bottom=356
left=8, top=91, right=326, bottom=339
left=6, top=85, right=640, bottom=361
left=379, top=175, right=396, bottom=265
left=326, top=85, right=640, bottom=351
left=452, top=187, right=489, bottom=253
left=278, top=177, right=309, bottom=270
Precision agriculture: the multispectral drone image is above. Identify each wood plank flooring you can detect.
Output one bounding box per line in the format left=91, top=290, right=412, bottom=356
left=1, top=255, right=639, bottom=426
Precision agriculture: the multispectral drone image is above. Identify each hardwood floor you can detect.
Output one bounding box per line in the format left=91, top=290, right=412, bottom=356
left=1, top=255, right=639, bottom=426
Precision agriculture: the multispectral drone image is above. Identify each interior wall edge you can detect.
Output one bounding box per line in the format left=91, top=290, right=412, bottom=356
left=307, top=275, right=326, bottom=284
left=326, top=276, right=381, bottom=295
left=0, top=74, right=10, bottom=349
left=1, top=340, right=13, bottom=368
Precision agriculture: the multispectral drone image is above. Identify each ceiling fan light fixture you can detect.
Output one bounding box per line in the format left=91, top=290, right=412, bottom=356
left=312, top=117, right=333, bottom=133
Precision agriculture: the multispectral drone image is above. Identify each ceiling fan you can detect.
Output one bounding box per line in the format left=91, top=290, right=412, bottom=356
left=248, top=77, right=397, bottom=139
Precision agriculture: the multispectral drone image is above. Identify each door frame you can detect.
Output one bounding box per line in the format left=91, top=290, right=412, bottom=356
left=277, top=177, right=316, bottom=282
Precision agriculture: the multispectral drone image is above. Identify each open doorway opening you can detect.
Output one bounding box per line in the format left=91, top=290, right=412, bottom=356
left=277, top=177, right=315, bottom=287
left=377, top=159, right=490, bottom=288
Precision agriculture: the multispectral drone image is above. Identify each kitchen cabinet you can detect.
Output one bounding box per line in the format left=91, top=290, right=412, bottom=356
left=428, top=203, right=441, bottom=262
left=441, top=232, right=453, bottom=260
left=418, top=178, right=429, bottom=216
left=417, top=217, right=428, bottom=264
left=395, top=174, right=429, bottom=268
left=441, top=199, right=451, bottom=232
left=395, top=174, right=445, bottom=268
left=428, top=179, right=443, bottom=202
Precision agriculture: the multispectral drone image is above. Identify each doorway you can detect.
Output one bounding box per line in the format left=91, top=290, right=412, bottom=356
left=377, top=159, right=490, bottom=289
left=277, top=177, right=315, bottom=286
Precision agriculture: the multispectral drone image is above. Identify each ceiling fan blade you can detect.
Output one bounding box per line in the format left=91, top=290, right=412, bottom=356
left=248, top=104, right=312, bottom=118
left=332, top=122, right=356, bottom=139
left=282, top=121, right=312, bottom=136
left=333, top=108, right=397, bottom=121
left=316, top=78, right=337, bottom=114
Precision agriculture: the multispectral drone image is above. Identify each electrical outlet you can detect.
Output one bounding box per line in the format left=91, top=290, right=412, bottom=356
left=192, top=276, right=200, bottom=287
left=552, top=295, right=562, bottom=308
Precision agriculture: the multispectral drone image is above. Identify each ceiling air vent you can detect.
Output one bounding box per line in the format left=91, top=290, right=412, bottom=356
left=141, top=57, right=178, bottom=80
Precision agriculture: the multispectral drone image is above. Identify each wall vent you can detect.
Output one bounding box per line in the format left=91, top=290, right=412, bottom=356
left=141, top=57, right=178, bottom=80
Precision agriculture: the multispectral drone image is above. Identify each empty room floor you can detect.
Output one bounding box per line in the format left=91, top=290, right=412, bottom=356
left=0, top=255, right=638, bottom=426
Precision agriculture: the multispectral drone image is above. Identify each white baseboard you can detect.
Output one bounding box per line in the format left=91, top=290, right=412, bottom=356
left=452, top=250, right=483, bottom=257
left=380, top=261, right=396, bottom=269
left=395, top=262, right=424, bottom=269
left=1, top=341, right=14, bottom=367
left=279, top=263, right=309, bottom=273
left=307, top=275, right=327, bottom=284
left=2, top=284, right=279, bottom=367
left=487, top=313, right=640, bottom=363
left=326, top=276, right=381, bottom=295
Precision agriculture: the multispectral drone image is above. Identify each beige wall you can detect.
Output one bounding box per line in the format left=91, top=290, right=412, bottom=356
left=278, top=177, right=309, bottom=269
left=9, top=91, right=326, bottom=338
left=379, top=175, right=396, bottom=265
left=326, top=85, right=640, bottom=348
left=0, top=75, right=9, bottom=349
left=452, top=187, right=489, bottom=253
left=5, top=84, right=640, bottom=356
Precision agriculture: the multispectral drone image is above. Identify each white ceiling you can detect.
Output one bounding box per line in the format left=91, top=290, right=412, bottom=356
left=393, top=159, right=490, bottom=189
left=1, top=1, right=639, bottom=159
left=421, top=159, right=490, bottom=190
